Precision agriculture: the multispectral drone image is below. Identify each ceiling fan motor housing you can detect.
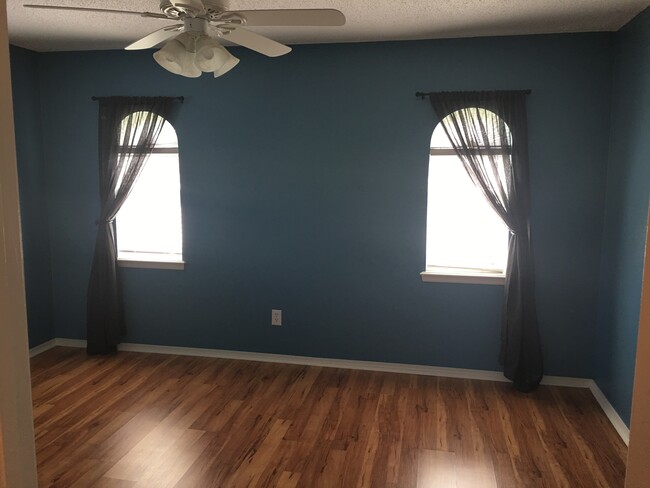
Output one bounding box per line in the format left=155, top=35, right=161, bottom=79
left=184, top=17, right=209, bottom=35
left=159, top=1, right=244, bottom=25
left=160, top=0, right=204, bottom=19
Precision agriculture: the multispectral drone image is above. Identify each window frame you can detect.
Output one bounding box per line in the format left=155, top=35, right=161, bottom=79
left=115, top=116, right=184, bottom=271
left=422, top=117, right=510, bottom=286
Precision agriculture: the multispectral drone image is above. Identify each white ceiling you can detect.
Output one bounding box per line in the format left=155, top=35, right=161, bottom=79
left=7, top=0, right=649, bottom=52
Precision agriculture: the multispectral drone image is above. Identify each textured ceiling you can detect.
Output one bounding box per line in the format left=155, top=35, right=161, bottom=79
left=7, top=0, right=650, bottom=52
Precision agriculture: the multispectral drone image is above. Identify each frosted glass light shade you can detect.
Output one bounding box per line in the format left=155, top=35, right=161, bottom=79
left=153, top=39, right=185, bottom=74
left=195, top=36, right=230, bottom=73
left=178, top=51, right=201, bottom=78
left=153, top=38, right=201, bottom=78
left=213, top=54, right=239, bottom=78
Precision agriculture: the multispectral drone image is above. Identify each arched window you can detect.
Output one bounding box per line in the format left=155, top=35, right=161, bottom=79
left=424, top=108, right=509, bottom=282
left=115, top=112, right=183, bottom=266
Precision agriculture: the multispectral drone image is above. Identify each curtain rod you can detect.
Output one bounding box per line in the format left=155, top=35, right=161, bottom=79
left=91, top=96, right=185, bottom=103
left=415, top=90, right=531, bottom=99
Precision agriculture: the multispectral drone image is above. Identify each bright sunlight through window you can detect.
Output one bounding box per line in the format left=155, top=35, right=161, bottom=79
left=425, top=108, right=509, bottom=277
left=116, top=113, right=183, bottom=264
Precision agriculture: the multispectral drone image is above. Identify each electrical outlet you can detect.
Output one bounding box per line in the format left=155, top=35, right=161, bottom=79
left=271, top=309, right=282, bottom=326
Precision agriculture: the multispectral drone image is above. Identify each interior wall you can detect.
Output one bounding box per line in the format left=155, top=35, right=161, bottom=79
left=9, top=45, right=54, bottom=348
left=595, top=7, right=650, bottom=426
left=0, top=0, right=38, bottom=484
left=21, top=32, right=613, bottom=378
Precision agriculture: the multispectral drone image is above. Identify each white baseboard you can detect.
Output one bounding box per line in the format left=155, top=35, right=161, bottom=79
left=28, top=338, right=57, bottom=358
left=587, top=380, right=630, bottom=445
left=124, top=342, right=518, bottom=382
left=30, top=338, right=625, bottom=444
left=53, top=338, right=86, bottom=349
left=34, top=337, right=590, bottom=386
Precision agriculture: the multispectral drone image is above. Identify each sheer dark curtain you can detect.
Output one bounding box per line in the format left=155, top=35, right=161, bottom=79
left=86, top=97, right=173, bottom=355
left=428, top=91, right=543, bottom=392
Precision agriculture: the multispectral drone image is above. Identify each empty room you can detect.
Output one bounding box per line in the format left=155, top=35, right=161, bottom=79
left=1, top=0, right=650, bottom=487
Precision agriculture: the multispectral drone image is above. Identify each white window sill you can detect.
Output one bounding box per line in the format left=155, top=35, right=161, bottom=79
left=420, top=270, right=505, bottom=285
left=118, top=254, right=185, bottom=270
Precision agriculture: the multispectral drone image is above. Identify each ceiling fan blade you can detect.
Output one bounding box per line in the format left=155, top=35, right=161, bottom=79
left=231, top=9, right=346, bottom=27
left=125, top=25, right=183, bottom=51
left=221, top=26, right=291, bottom=57
left=23, top=5, right=169, bottom=19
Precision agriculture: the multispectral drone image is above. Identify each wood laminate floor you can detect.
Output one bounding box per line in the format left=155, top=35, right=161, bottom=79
left=31, top=347, right=627, bottom=488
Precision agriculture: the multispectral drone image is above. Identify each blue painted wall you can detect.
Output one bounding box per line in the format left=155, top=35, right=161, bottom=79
left=9, top=46, right=54, bottom=348
left=595, top=8, right=650, bottom=426
left=28, top=33, right=613, bottom=376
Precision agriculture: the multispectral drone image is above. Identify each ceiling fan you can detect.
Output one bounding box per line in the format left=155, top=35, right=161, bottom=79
left=24, top=1, right=346, bottom=78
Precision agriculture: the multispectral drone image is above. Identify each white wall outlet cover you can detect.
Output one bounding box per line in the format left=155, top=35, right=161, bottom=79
left=272, top=309, right=282, bottom=326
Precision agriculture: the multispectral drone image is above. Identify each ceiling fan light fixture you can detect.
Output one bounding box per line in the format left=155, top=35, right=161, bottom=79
left=24, top=3, right=347, bottom=78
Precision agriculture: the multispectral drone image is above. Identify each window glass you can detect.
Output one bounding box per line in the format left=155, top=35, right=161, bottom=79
left=115, top=113, right=183, bottom=263
left=426, top=108, right=509, bottom=274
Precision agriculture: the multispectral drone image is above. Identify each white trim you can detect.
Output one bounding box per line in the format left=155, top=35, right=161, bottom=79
left=128, top=343, right=516, bottom=381
left=587, top=380, right=630, bottom=446
left=28, top=339, right=57, bottom=358
left=538, top=375, right=592, bottom=388
left=53, top=338, right=87, bottom=348
left=540, top=375, right=591, bottom=388
left=118, top=259, right=185, bottom=270
left=29, top=338, right=626, bottom=444
left=421, top=271, right=505, bottom=285
left=33, top=338, right=585, bottom=387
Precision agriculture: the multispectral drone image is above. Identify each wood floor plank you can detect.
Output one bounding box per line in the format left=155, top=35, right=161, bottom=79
left=275, top=471, right=300, bottom=488
left=370, top=392, right=403, bottom=486
left=223, top=419, right=290, bottom=488
left=92, top=479, right=136, bottom=488
left=356, top=426, right=380, bottom=488
left=417, top=449, right=457, bottom=488
left=295, top=445, right=345, bottom=488
left=67, top=460, right=125, bottom=488
left=30, top=347, right=628, bottom=488
left=131, top=429, right=210, bottom=488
